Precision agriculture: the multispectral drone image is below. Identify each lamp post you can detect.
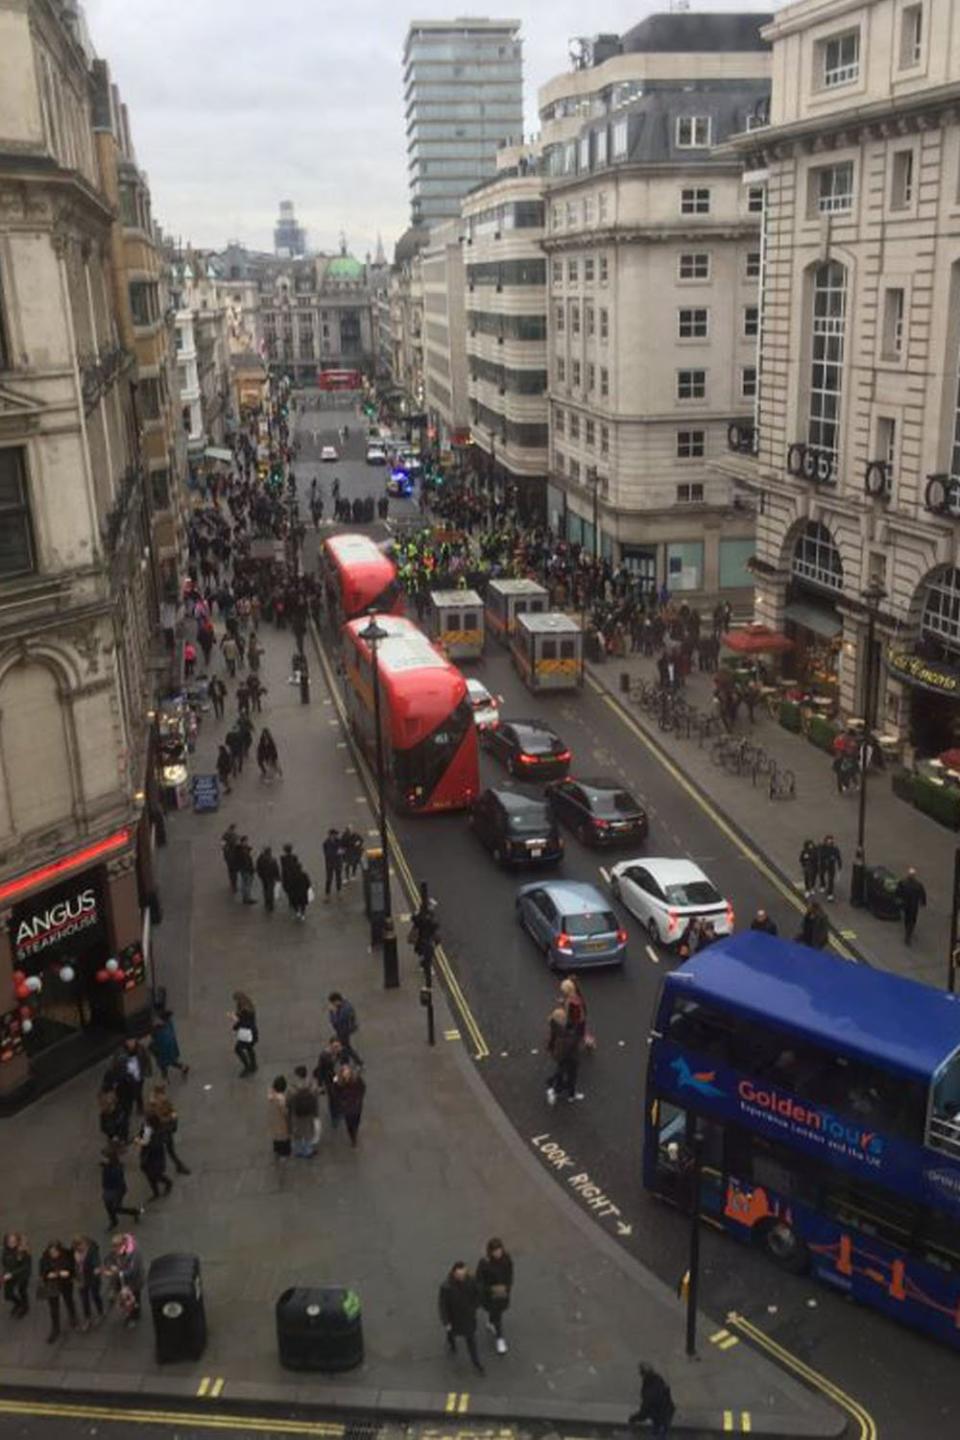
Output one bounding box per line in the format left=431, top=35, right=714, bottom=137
left=358, top=615, right=399, bottom=988
left=849, top=581, right=886, bottom=907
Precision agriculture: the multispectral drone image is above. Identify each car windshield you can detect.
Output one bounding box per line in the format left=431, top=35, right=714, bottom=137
left=563, top=910, right=617, bottom=936
left=509, top=810, right=548, bottom=832
left=664, top=880, right=723, bottom=906
left=470, top=689, right=491, bottom=707
left=587, top=789, right=640, bottom=816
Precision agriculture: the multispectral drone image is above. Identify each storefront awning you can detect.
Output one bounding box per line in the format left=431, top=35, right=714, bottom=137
left=887, top=650, right=960, bottom=698
left=203, top=446, right=233, bottom=463
left=784, top=601, right=842, bottom=638
left=722, top=625, right=794, bottom=655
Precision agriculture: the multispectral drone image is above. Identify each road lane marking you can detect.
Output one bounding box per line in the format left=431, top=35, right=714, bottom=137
left=209, top=1377, right=224, bottom=1398
left=532, top=1134, right=633, bottom=1236
left=196, top=1377, right=209, bottom=1397
left=0, top=1398, right=344, bottom=1434
left=598, top=865, right=611, bottom=884
left=710, top=1327, right=739, bottom=1350
left=645, top=944, right=660, bottom=965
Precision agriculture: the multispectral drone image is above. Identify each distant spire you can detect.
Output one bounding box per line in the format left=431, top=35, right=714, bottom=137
left=375, top=232, right=386, bottom=266
left=339, top=230, right=347, bottom=256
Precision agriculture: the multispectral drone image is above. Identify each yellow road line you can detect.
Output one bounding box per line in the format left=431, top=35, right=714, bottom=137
left=591, top=681, right=856, bottom=959
left=727, top=1312, right=877, bottom=1440
left=210, top=1377, right=225, bottom=1398
left=196, top=1377, right=210, bottom=1397
left=458, top=1391, right=470, bottom=1414
left=0, top=1398, right=344, bottom=1435
left=723, top=1411, right=734, bottom=1432
left=445, top=1391, right=458, bottom=1413
left=741, top=1413, right=752, bottom=1433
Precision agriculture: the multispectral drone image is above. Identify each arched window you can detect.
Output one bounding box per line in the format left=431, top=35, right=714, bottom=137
left=792, top=521, right=843, bottom=591
left=922, top=567, right=960, bottom=652
left=807, top=261, right=847, bottom=467
left=0, top=662, right=73, bottom=836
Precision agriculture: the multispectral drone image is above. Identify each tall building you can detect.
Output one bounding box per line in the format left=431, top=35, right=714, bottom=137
left=423, top=220, right=470, bottom=451
left=404, top=18, right=524, bottom=226
left=722, top=0, right=960, bottom=755
left=540, top=13, right=772, bottom=598
left=274, top=200, right=306, bottom=258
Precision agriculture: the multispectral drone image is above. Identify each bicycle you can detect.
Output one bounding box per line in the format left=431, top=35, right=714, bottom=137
left=769, top=761, right=797, bottom=800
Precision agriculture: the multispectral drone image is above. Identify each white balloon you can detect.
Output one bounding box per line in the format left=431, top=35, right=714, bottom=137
left=21, top=1019, right=33, bottom=1034
left=105, top=958, right=119, bottom=973
left=59, top=965, right=75, bottom=984
left=25, top=975, right=42, bottom=993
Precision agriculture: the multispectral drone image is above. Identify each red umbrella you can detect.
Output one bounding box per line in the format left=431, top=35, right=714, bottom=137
left=937, top=748, right=960, bottom=770
left=722, top=625, right=795, bottom=655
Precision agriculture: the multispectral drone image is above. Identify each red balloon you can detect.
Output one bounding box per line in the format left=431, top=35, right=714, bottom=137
left=111, top=969, right=126, bottom=984
left=95, top=968, right=111, bottom=984
left=12, top=970, right=25, bottom=985
left=18, top=1006, right=31, bottom=1019
left=15, top=983, right=30, bottom=1001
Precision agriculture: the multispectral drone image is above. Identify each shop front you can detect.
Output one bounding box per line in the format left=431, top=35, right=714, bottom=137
left=0, top=829, right=151, bottom=1108
left=888, top=647, right=960, bottom=759
left=782, top=522, right=844, bottom=698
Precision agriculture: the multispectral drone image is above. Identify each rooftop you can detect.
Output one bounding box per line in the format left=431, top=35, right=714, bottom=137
left=622, top=12, right=773, bottom=54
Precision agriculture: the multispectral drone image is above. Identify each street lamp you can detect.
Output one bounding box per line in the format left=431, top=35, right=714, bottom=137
left=850, top=581, right=887, bottom=907
left=358, top=615, right=400, bottom=988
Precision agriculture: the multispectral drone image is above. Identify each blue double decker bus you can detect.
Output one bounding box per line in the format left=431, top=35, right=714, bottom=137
left=645, top=932, right=960, bottom=1348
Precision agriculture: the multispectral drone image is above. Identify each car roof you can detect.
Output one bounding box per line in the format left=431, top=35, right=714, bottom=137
left=487, top=786, right=548, bottom=812
left=633, top=857, right=712, bottom=884
left=504, top=718, right=558, bottom=735
left=564, top=776, right=630, bottom=793
left=533, top=880, right=613, bottom=913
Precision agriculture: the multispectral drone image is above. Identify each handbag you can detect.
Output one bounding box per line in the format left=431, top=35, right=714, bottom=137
left=307, top=886, right=315, bottom=904
left=236, top=1026, right=254, bottom=1044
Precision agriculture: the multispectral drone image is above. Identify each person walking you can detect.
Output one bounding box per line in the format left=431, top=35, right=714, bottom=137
left=288, top=1066, right=321, bottom=1158
left=340, top=825, right=364, bottom=881
left=120, top=1036, right=152, bottom=1115
left=209, top=674, right=227, bottom=720
left=236, top=835, right=257, bottom=904
left=818, top=834, right=843, bottom=902
left=149, top=1009, right=189, bottom=1081
left=2, top=1232, right=30, bottom=1319
left=98, top=1088, right=130, bottom=1146
left=256, top=844, right=281, bottom=912
left=136, top=1109, right=173, bottom=1201
left=280, top=843, right=302, bottom=913
left=231, top=992, right=259, bottom=1075
left=216, top=742, right=233, bottom=794
left=104, top=1233, right=144, bottom=1328
left=799, top=839, right=819, bottom=895
left=220, top=632, right=239, bottom=677
left=438, top=1262, right=485, bottom=1375
left=628, top=1362, right=676, bottom=1438
left=323, top=828, right=343, bottom=901
left=257, top=727, right=281, bottom=781
left=99, top=1147, right=143, bottom=1232
left=268, top=1076, right=291, bottom=1159
left=72, top=1235, right=104, bottom=1330
left=314, top=1038, right=346, bottom=1131
left=749, top=909, right=778, bottom=935
left=288, top=861, right=312, bottom=921
left=546, top=1006, right=582, bottom=1106
left=221, top=823, right=240, bottom=893
left=896, top=867, right=927, bottom=946
left=559, top=976, right=587, bottom=1043
left=476, top=1238, right=513, bottom=1356
left=796, top=897, right=830, bottom=950
left=333, top=1062, right=366, bottom=1147
left=148, top=1083, right=191, bottom=1176
left=39, top=1240, right=78, bottom=1343
left=328, top=992, right=362, bottom=1063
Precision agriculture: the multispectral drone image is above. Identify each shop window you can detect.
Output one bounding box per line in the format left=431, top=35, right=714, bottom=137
left=666, top=541, right=704, bottom=591
left=807, top=261, right=847, bottom=463
left=720, top=537, right=755, bottom=590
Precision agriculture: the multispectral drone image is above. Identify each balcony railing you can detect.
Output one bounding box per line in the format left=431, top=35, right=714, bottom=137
left=863, top=459, right=892, bottom=501
left=80, top=345, right=132, bottom=414
left=785, top=441, right=836, bottom=486
left=102, top=464, right=143, bottom=555
left=726, top=421, right=758, bottom=456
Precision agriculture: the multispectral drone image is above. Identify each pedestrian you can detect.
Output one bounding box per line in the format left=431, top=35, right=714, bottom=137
left=216, top=743, right=233, bottom=793
left=2, top=1232, right=30, bottom=1319
left=209, top=674, right=227, bottom=720
left=438, top=1262, right=485, bottom=1375
left=280, top=842, right=302, bottom=912
left=546, top=1006, right=582, bottom=1106
left=149, top=1009, right=189, bottom=1081
left=268, top=1075, right=291, bottom=1159
left=120, top=1035, right=151, bottom=1115
left=328, top=992, right=361, bottom=1063
left=257, top=727, right=281, bottom=780
left=476, top=1238, right=513, bottom=1355
left=749, top=909, right=778, bottom=935
left=98, top=1087, right=130, bottom=1146
left=99, top=1146, right=143, bottom=1232
left=896, top=866, right=927, bottom=945
left=323, top=827, right=343, bottom=900
left=559, top=976, right=587, bottom=1043
left=256, top=844, right=280, bottom=912
left=72, top=1235, right=104, bottom=1330
left=333, top=1062, right=366, bottom=1147
left=314, top=1038, right=346, bottom=1130
left=231, top=991, right=259, bottom=1075
left=248, top=676, right=267, bottom=713
left=340, top=824, right=364, bottom=881
left=221, top=632, right=238, bottom=677
left=136, top=1109, right=173, bottom=1201
left=226, top=724, right=244, bottom=776
left=38, top=1240, right=77, bottom=1343
left=236, top=834, right=256, bottom=904
left=628, top=1362, right=676, bottom=1438
left=818, top=834, right=842, bottom=901
left=799, top=839, right=819, bottom=894
left=104, top=1233, right=144, bottom=1328
left=289, top=1065, right=321, bottom=1158
left=221, top=822, right=240, bottom=893
left=148, top=1082, right=190, bottom=1176
left=796, top=897, right=830, bottom=950
left=288, top=861, right=312, bottom=921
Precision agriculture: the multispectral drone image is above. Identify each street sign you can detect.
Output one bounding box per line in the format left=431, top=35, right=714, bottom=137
left=190, top=775, right=220, bottom=813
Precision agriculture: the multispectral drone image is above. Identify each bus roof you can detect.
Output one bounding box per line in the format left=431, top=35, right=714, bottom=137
left=345, top=615, right=448, bottom=675
left=325, top=534, right=388, bottom=568
left=670, top=932, right=960, bottom=1083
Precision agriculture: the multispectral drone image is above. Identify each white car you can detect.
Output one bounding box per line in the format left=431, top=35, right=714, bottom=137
left=366, top=444, right=387, bottom=465
left=320, top=444, right=338, bottom=462
left=609, top=856, right=734, bottom=947
left=466, top=677, right=500, bottom=733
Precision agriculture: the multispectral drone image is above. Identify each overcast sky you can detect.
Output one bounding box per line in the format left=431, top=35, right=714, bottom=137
left=83, top=0, right=778, bottom=260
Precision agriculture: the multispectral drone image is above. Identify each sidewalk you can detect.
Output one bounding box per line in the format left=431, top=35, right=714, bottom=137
left=0, top=618, right=843, bottom=1437
left=588, top=651, right=946, bottom=987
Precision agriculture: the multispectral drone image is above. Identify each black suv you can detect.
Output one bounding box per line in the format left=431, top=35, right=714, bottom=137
left=485, top=720, right=571, bottom=780
left=469, top=787, right=564, bottom=867
left=545, top=776, right=648, bottom=848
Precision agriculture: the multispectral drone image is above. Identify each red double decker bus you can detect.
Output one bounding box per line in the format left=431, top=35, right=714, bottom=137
left=342, top=615, right=479, bottom=813
left=317, top=368, right=362, bottom=391
left=320, top=533, right=403, bottom=623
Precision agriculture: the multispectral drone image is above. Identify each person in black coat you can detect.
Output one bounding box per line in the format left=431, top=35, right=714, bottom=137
left=476, top=1238, right=513, bottom=1355
left=256, top=845, right=281, bottom=912
left=323, top=828, right=343, bottom=900
left=280, top=843, right=302, bottom=912
left=628, top=1362, right=675, bottom=1437
left=817, top=834, right=842, bottom=901
left=799, top=839, right=819, bottom=894
left=796, top=898, right=829, bottom=950
left=2, top=1232, right=31, bottom=1319
left=288, top=864, right=312, bottom=921
left=749, top=909, right=778, bottom=936
left=231, top=991, right=259, bottom=1074
left=896, top=867, right=927, bottom=945
left=438, top=1262, right=484, bottom=1374
left=39, top=1240, right=77, bottom=1343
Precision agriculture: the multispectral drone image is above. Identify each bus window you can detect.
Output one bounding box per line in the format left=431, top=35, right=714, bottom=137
left=823, top=1181, right=916, bottom=1247
left=930, top=1054, right=960, bottom=1157
left=560, top=639, right=576, bottom=659
left=918, top=1208, right=960, bottom=1274
left=541, top=640, right=557, bottom=659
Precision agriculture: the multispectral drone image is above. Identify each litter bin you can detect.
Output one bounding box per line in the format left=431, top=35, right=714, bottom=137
left=865, top=865, right=902, bottom=921
left=276, top=1286, right=364, bottom=1372
left=620, top=671, right=631, bottom=694
left=148, top=1253, right=206, bottom=1362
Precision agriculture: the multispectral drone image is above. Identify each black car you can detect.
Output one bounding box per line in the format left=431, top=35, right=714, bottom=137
left=485, top=720, right=571, bottom=780
left=469, top=787, right=564, bottom=867
left=545, top=776, right=648, bottom=847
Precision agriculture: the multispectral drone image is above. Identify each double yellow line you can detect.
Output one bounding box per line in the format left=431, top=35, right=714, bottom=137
left=728, top=1312, right=877, bottom=1439
left=0, top=1398, right=343, bottom=1434
left=310, top=620, right=489, bottom=1059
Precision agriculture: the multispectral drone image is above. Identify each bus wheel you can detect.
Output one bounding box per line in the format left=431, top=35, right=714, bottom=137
left=758, top=1219, right=809, bottom=1274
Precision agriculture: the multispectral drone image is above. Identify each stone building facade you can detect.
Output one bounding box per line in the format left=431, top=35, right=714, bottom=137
left=422, top=219, right=470, bottom=449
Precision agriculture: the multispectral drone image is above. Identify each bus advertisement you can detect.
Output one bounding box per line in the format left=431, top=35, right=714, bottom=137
left=318, top=368, right=362, bottom=391
left=342, top=615, right=479, bottom=813
left=320, top=533, right=403, bottom=624
left=644, top=932, right=960, bottom=1349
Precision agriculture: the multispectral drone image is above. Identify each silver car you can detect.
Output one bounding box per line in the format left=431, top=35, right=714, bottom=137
left=516, top=879, right=627, bottom=970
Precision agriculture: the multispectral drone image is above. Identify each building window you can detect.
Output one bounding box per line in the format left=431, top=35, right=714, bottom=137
left=676, top=483, right=705, bottom=503
left=572, top=359, right=581, bottom=387
left=681, top=187, right=711, bottom=215
left=565, top=199, right=577, bottom=226
left=678, top=307, right=708, bottom=339
left=876, top=416, right=896, bottom=479
left=793, top=521, right=844, bottom=590
left=579, top=134, right=590, bottom=170
left=807, top=260, right=847, bottom=461
left=747, top=185, right=764, bottom=213
left=821, top=29, right=860, bottom=88
left=0, top=447, right=35, bottom=578
left=570, top=459, right=581, bottom=483
left=555, top=406, right=565, bottom=433
left=585, top=419, right=595, bottom=447
left=600, top=424, right=609, bottom=455
left=583, top=196, right=594, bottom=225
left=555, top=305, right=564, bottom=333
left=598, top=192, right=609, bottom=223
left=900, top=4, right=923, bottom=67
left=814, top=162, right=854, bottom=215
left=584, top=256, right=595, bottom=283
left=746, top=250, right=761, bottom=279
left=922, top=567, right=960, bottom=647
left=150, top=468, right=171, bottom=510
left=881, top=287, right=905, bottom=361
left=679, top=252, right=710, bottom=281
left=612, top=118, right=628, bottom=158
left=891, top=150, right=914, bottom=210
left=129, top=280, right=159, bottom=327
left=556, top=356, right=566, bottom=383
left=676, top=116, right=711, bottom=148
left=599, top=254, right=608, bottom=284
left=741, top=365, right=757, bottom=399
left=743, top=305, right=759, bottom=338
left=551, top=204, right=562, bottom=230
left=600, top=367, right=609, bottom=397
left=677, top=369, right=706, bottom=400
left=567, top=257, right=578, bottom=283
left=596, top=129, right=608, bottom=165
left=677, top=429, right=705, bottom=459
left=600, top=308, right=609, bottom=341
left=552, top=258, right=563, bottom=285
left=571, top=303, right=580, bottom=336
left=569, top=413, right=580, bottom=440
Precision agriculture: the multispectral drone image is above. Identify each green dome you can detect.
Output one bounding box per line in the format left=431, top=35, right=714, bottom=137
left=328, top=254, right=364, bottom=279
